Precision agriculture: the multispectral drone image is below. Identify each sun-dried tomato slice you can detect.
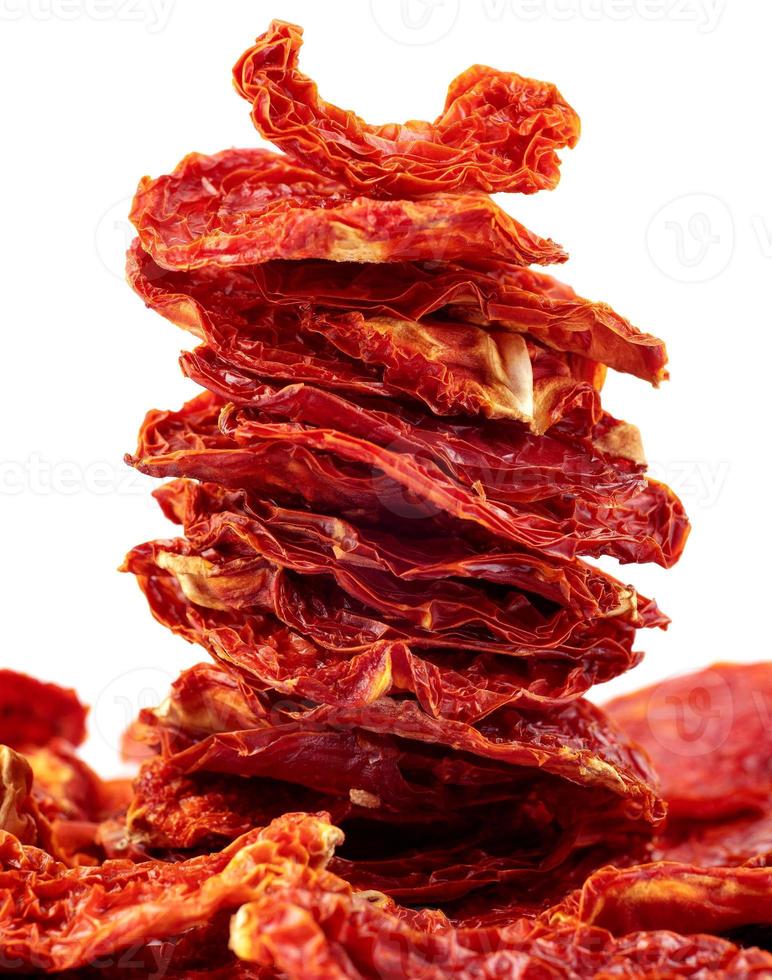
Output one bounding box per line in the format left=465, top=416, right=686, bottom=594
left=570, top=861, right=772, bottom=937
left=232, top=21, right=580, bottom=198
left=128, top=244, right=612, bottom=431
left=0, top=670, right=138, bottom=871
left=228, top=854, right=772, bottom=979
left=128, top=242, right=667, bottom=386
left=120, top=481, right=652, bottom=722
left=655, top=813, right=772, bottom=869
left=607, top=662, right=772, bottom=872
left=130, top=147, right=567, bottom=271
left=121, top=497, right=650, bottom=723
left=223, top=406, right=685, bottom=567
left=606, top=662, right=772, bottom=822
left=0, top=748, right=38, bottom=845
left=0, top=670, right=87, bottom=749
left=175, top=364, right=627, bottom=501
left=24, top=742, right=132, bottom=867
left=122, top=530, right=650, bottom=663
left=182, top=327, right=601, bottom=433
left=155, top=480, right=644, bottom=620
left=0, top=811, right=339, bottom=974
left=121, top=663, right=663, bottom=906
left=125, top=391, right=688, bottom=568
left=135, top=588, right=643, bottom=724
left=129, top=382, right=642, bottom=507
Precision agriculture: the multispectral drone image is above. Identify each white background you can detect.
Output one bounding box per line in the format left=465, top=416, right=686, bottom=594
left=1, top=0, right=769, bottom=776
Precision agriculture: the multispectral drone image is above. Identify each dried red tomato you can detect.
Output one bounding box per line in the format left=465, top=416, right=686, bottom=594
left=6, top=19, right=741, bottom=977
left=0, top=811, right=338, bottom=974
left=154, top=480, right=644, bottom=618
left=120, top=662, right=664, bottom=907
left=124, top=562, right=646, bottom=726
left=654, top=813, right=772, bottom=869
left=182, top=327, right=603, bottom=434
left=571, top=861, right=772, bottom=937
left=0, top=669, right=87, bottom=749
left=607, top=662, right=772, bottom=872
left=130, top=147, right=567, bottom=272
left=0, top=672, right=132, bottom=868
left=22, top=742, right=132, bottom=868
left=0, top=748, right=38, bottom=846
left=128, top=241, right=667, bottom=387
left=123, top=533, right=652, bottom=662
left=156, top=376, right=637, bottom=505
left=125, top=391, right=688, bottom=568
left=128, top=246, right=615, bottom=431
left=232, top=21, right=580, bottom=198
left=220, top=403, right=685, bottom=567
left=607, top=662, right=772, bottom=823
left=234, top=904, right=772, bottom=979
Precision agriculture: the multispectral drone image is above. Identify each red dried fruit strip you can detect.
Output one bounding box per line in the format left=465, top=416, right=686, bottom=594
left=126, top=391, right=687, bottom=568
left=220, top=403, right=688, bottom=568
left=232, top=21, right=580, bottom=198
left=130, top=147, right=567, bottom=271
left=124, top=476, right=652, bottom=721
left=127, top=757, right=337, bottom=853
left=653, top=811, right=772, bottom=868
left=153, top=692, right=663, bottom=822
left=129, top=242, right=606, bottom=431
left=305, top=312, right=607, bottom=433
left=122, top=480, right=660, bottom=663
left=607, top=662, right=772, bottom=870
left=66, top=913, right=261, bottom=979
left=23, top=742, right=132, bottom=867
left=184, top=324, right=601, bottom=433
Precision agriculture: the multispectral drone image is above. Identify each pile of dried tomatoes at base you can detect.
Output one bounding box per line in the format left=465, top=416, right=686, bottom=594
left=1, top=19, right=770, bottom=978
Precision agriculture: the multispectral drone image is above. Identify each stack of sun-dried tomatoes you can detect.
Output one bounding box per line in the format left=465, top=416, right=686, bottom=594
left=1, top=21, right=770, bottom=978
